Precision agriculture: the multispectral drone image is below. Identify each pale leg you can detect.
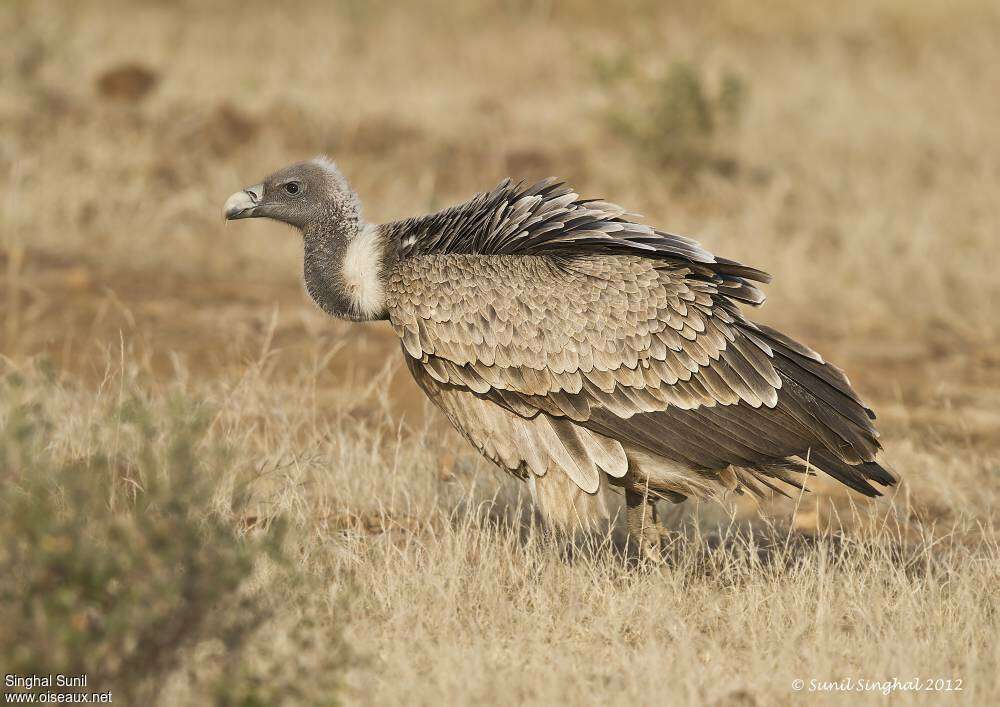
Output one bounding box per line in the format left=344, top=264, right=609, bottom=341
left=625, top=488, right=663, bottom=561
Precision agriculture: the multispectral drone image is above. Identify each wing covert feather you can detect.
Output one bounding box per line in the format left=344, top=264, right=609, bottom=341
left=389, top=251, right=888, bottom=496
left=387, top=253, right=767, bottom=407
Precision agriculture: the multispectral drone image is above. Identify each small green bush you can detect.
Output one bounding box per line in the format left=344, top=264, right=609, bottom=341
left=0, top=373, right=346, bottom=705
left=598, top=58, right=748, bottom=178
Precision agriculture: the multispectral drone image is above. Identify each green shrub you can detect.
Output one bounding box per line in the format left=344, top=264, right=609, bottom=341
left=0, top=372, right=347, bottom=705
left=598, top=58, right=748, bottom=178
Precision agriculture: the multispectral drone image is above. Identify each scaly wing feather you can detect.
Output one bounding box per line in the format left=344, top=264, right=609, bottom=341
left=384, top=178, right=894, bottom=498
left=386, top=253, right=895, bottom=497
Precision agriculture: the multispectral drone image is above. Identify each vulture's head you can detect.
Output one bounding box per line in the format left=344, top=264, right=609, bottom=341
left=224, top=157, right=360, bottom=231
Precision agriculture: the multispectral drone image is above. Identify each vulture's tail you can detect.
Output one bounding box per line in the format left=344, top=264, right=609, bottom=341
left=753, top=324, right=899, bottom=497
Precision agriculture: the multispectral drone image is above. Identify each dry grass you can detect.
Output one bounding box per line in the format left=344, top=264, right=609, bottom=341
left=2, top=0, right=999, bottom=704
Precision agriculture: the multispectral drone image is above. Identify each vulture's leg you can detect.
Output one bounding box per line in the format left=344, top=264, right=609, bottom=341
left=625, top=488, right=663, bottom=561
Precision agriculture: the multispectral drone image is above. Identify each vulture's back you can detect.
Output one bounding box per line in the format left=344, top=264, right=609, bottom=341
left=382, top=180, right=895, bottom=525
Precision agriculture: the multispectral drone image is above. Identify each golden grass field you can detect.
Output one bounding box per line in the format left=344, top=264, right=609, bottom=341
left=2, top=0, right=999, bottom=704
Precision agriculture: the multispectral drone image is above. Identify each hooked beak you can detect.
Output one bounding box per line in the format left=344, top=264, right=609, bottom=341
left=224, top=183, right=264, bottom=220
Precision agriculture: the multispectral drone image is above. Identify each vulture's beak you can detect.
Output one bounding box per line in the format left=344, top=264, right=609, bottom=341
left=224, top=183, right=264, bottom=220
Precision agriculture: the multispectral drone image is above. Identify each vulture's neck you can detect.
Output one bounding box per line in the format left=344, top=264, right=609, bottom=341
left=303, top=218, right=396, bottom=322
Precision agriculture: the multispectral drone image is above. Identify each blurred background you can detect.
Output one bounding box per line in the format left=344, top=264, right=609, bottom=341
left=5, top=0, right=999, bottom=378
left=2, top=0, right=999, bottom=704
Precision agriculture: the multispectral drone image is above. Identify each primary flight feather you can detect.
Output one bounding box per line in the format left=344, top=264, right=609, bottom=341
left=224, top=157, right=896, bottom=553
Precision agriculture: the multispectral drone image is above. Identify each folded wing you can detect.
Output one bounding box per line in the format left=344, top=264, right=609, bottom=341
left=386, top=252, right=895, bottom=499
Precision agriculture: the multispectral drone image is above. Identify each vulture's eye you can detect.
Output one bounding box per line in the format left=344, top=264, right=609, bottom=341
left=284, top=182, right=301, bottom=195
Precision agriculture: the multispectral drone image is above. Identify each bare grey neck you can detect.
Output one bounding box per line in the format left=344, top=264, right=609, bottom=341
left=302, top=215, right=397, bottom=322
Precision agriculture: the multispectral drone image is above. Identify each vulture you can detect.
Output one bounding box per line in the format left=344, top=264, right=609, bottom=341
left=224, top=157, right=896, bottom=556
